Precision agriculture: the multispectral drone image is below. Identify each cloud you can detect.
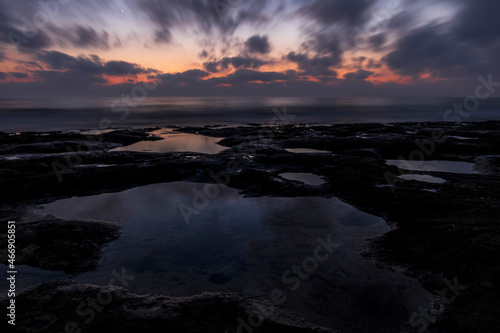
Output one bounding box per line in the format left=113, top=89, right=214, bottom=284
left=211, top=69, right=293, bottom=85
left=299, top=0, right=373, bottom=26
left=287, top=52, right=339, bottom=77
left=199, top=50, right=209, bottom=58
left=0, top=66, right=498, bottom=99
left=1, top=0, right=499, bottom=99
left=104, top=61, right=155, bottom=76
left=154, top=68, right=295, bottom=87
left=245, top=35, right=271, bottom=54
left=369, top=33, right=386, bottom=50
left=8, top=72, right=30, bottom=79
left=17, top=61, right=44, bottom=70
left=157, top=69, right=210, bottom=85
left=0, top=1, right=122, bottom=53
left=366, top=58, right=382, bottom=69
left=35, top=51, right=155, bottom=76
left=292, top=33, right=343, bottom=77
left=0, top=72, right=7, bottom=80
left=36, top=51, right=78, bottom=70
left=305, top=33, right=343, bottom=56
left=2, top=28, right=53, bottom=51
left=383, top=0, right=500, bottom=79
left=385, top=24, right=477, bottom=77
left=49, top=25, right=117, bottom=50
left=454, top=0, right=500, bottom=44
left=133, top=0, right=269, bottom=44
left=343, top=69, right=373, bottom=80
left=203, top=56, right=268, bottom=73
left=0, top=2, right=53, bottom=51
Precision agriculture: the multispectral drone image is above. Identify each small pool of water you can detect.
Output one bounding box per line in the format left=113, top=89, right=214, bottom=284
left=387, top=159, right=475, bottom=174
left=30, top=182, right=432, bottom=332
left=80, top=129, right=117, bottom=135
left=286, top=148, right=331, bottom=154
left=110, top=129, right=226, bottom=154
left=279, top=173, right=326, bottom=186
left=399, top=174, right=447, bottom=184
left=447, top=136, right=478, bottom=140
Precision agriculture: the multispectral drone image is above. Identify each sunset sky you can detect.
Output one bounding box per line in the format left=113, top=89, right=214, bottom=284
left=0, top=0, right=499, bottom=98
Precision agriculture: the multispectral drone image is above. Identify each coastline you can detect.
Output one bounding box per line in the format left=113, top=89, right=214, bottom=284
left=1, top=121, right=499, bottom=332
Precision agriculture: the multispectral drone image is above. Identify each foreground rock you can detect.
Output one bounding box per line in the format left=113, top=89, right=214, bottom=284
left=1, top=121, right=500, bottom=331
left=0, top=216, right=121, bottom=274
left=0, top=281, right=334, bottom=333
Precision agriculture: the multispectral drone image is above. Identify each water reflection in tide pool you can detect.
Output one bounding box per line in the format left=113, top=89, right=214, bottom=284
left=110, top=129, right=226, bottom=154
left=387, top=159, right=475, bottom=174
left=286, top=148, right=331, bottom=154
left=37, top=182, right=432, bottom=333
left=279, top=173, right=326, bottom=186
left=399, top=174, right=447, bottom=184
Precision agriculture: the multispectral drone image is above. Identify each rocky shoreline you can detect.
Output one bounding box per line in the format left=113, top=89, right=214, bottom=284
left=1, top=121, right=499, bottom=332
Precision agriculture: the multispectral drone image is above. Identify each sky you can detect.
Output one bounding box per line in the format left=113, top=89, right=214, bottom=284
left=0, top=0, right=499, bottom=98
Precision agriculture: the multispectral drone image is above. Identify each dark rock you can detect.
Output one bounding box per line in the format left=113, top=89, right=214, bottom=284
left=0, top=281, right=335, bottom=333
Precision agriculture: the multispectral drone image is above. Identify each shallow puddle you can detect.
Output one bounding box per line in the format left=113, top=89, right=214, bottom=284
left=31, top=182, right=432, bottom=332
left=447, top=136, right=478, bottom=140
left=80, top=129, right=117, bottom=135
left=279, top=172, right=326, bottom=186
left=387, top=159, right=475, bottom=174
left=286, top=148, right=331, bottom=154
left=399, top=174, right=447, bottom=184
left=110, top=129, right=226, bottom=154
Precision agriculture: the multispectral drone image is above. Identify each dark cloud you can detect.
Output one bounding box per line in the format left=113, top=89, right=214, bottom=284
left=383, top=0, right=500, bottom=79
left=1, top=66, right=499, bottom=99
left=157, top=69, right=210, bottom=85
left=370, top=33, right=386, bottom=50
left=17, top=61, right=43, bottom=70
left=148, top=68, right=294, bottom=87
left=212, top=69, right=292, bottom=85
left=0, top=50, right=5, bottom=62
left=73, top=25, right=111, bottom=49
left=203, top=56, right=268, bottom=73
left=0, top=2, right=120, bottom=52
left=3, top=28, right=53, bottom=51
left=199, top=50, right=209, bottom=58
left=104, top=61, right=154, bottom=76
left=0, top=72, right=7, bottom=79
left=9, top=72, right=29, bottom=79
left=366, top=58, right=382, bottom=69
left=49, top=25, right=115, bottom=50
left=303, top=33, right=342, bottom=56
left=454, top=0, right=500, bottom=44
left=287, top=52, right=339, bottom=77
left=0, top=2, right=52, bottom=51
left=203, top=61, right=219, bottom=73
left=353, top=56, right=367, bottom=64
left=343, top=69, right=373, bottom=80
left=134, top=0, right=269, bottom=44
left=36, top=51, right=155, bottom=76
left=385, top=24, right=477, bottom=77
left=245, top=35, right=271, bottom=54
left=36, top=51, right=77, bottom=70
left=300, top=0, right=373, bottom=26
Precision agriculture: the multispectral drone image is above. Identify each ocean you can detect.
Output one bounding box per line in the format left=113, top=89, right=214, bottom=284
left=1, top=97, right=500, bottom=132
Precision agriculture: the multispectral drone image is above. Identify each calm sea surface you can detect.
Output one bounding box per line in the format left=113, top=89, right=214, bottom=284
left=1, top=97, right=500, bottom=132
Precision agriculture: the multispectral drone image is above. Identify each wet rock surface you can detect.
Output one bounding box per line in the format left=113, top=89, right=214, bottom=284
left=1, top=121, right=500, bottom=332
left=0, top=214, right=121, bottom=274
left=0, top=281, right=334, bottom=333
